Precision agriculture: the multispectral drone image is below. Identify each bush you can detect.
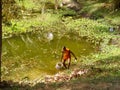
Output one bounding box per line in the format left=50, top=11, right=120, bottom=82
left=2, top=0, right=22, bottom=24
left=112, top=0, right=120, bottom=10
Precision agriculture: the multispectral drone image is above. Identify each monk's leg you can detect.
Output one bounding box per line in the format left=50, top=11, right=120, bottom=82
left=63, top=60, right=67, bottom=69
left=68, top=58, right=71, bottom=69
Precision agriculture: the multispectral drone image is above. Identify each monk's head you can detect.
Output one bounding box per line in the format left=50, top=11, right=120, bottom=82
left=63, top=46, right=66, bottom=50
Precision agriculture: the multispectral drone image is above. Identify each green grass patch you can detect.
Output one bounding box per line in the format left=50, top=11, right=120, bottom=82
left=2, top=12, right=61, bottom=37
left=2, top=0, right=120, bottom=86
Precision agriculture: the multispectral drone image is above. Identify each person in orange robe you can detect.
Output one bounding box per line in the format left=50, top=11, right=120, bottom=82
left=61, top=46, right=77, bottom=69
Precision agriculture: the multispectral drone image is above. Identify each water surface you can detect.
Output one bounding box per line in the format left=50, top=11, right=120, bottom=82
left=2, top=32, right=96, bottom=81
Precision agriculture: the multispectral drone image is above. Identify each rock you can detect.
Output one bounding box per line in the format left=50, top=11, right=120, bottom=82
left=47, top=32, right=54, bottom=41
left=69, top=69, right=88, bottom=80
left=109, top=38, right=120, bottom=47
left=55, top=62, right=63, bottom=70
left=109, top=27, right=115, bottom=32
left=61, top=0, right=81, bottom=11
left=43, top=69, right=88, bottom=83
left=45, top=75, right=54, bottom=83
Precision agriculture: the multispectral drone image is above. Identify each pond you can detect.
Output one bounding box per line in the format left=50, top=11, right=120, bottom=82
left=1, top=32, right=97, bottom=81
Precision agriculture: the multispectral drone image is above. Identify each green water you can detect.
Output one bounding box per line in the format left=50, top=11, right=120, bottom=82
left=2, top=32, right=96, bottom=81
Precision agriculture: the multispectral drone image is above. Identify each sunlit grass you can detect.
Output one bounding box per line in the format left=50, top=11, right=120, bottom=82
left=2, top=0, right=120, bottom=85
left=2, top=12, right=61, bottom=37
left=15, top=0, right=40, bottom=10
left=15, top=0, right=55, bottom=11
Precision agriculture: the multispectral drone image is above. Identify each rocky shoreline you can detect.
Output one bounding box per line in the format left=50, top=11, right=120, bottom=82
left=0, top=68, right=88, bottom=87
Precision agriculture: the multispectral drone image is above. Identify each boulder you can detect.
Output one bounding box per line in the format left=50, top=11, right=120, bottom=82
left=61, top=0, right=81, bottom=11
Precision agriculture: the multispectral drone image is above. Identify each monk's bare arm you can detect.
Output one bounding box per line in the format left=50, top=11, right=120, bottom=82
left=61, top=51, right=63, bottom=62
left=70, top=51, right=77, bottom=60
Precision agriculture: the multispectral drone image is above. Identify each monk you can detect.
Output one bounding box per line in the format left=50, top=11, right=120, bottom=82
left=61, top=46, right=77, bottom=69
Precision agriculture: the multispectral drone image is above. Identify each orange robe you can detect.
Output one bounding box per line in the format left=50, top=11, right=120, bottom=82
left=63, top=48, right=71, bottom=60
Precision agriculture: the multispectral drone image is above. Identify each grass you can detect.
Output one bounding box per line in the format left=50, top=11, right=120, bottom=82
left=1, top=0, right=120, bottom=89
left=2, top=12, right=61, bottom=37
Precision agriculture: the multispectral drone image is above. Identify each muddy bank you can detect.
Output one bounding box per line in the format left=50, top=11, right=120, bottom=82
left=1, top=70, right=120, bottom=90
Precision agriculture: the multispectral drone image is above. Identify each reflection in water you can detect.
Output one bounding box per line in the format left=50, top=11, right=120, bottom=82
left=46, top=32, right=54, bottom=41
left=2, top=33, right=96, bottom=81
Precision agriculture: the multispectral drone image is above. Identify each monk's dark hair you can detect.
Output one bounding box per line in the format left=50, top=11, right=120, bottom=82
left=63, top=46, right=66, bottom=49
